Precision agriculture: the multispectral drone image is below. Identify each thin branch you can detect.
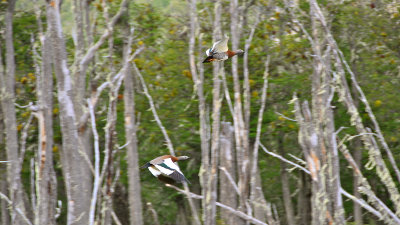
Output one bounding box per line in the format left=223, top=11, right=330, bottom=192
left=79, top=0, right=129, bottom=67
left=165, top=184, right=269, bottom=225
left=340, top=188, right=382, bottom=218
left=260, top=138, right=390, bottom=223
left=275, top=112, right=297, bottom=122
left=132, top=61, right=201, bottom=224
left=88, top=99, right=100, bottom=225
left=133, top=62, right=175, bottom=156
left=338, top=138, right=400, bottom=224
left=219, top=167, right=240, bottom=195
left=146, top=202, right=160, bottom=225
left=19, top=113, right=34, bottom=166
left=0, top=192, right=33, bottom=225
left=221, top=71, right=234, bottom=116
left=259, top=143, right=310, bottom=175
left=78, top=45, right=144, bottom=130
left=111, top=210, right=122, bottom=225
left=335, top=126, right=348, bottom=135
left=250, top=56, right=270, bottom=204
left=287, top=153, right=306, bottom=165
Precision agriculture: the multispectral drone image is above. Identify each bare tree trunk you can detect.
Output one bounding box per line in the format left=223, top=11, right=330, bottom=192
left=123, top=21, right=144, bottom=225
left=349, top=40, right=363, bottom=225
left=353, top=139, right=363, bottom=225
left=230, top=0, right=250, bottom=220
left=204, top=2, right=223, bottom=224
left=309, top=0, right=400, bottom=216
left=296, top=171, right=311, bottom=225
left=219, top=122, right=237, bottom=225
left=249, top=58, right=273, bottom=224
left=0, top=1, right=28, bottom=224
left=0, top=107, right=10, bottom=225
left=294, top=99, right=329, bottom=225
left=72, top=1, right=93, bottom=220
left=188, top=1, right=209, bottom=224
left=46, top=1, right=88, bottom=224
left=33, top=22, right=57, bottom=225
left=278, top=133, right=295, bottom=225
left=101, top=74, right=119, bottom=225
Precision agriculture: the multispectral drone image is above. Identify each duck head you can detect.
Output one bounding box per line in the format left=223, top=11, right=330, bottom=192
left=176, top=156, right=190, bottom=161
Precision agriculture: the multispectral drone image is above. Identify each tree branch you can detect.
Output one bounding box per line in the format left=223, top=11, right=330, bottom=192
left=165, top=184, right=269, bottom=225
left=0, top=192, right=32, bottom=225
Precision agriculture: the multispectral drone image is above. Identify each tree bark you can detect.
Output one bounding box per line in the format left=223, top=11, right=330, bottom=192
left=230, top=0, right=250, bottom=220
left=0, top=106, right=10, bottom=225
left=219, top=122, right=237, bottom=225
left=46, top=1, right=89, bottom=224
left=33, top=24, right=57, bottom=225
left=72, top=0, right=93, bottom=220
left=204, top=1, right=223, bottom=224
left=188, top=0, right=210, bottom=224
left=309, top=0, right=400, bottom=216
left=0, top=1, right=28, bottom=224
left=249, top=58, right=272, bottom=224
left=297, top=171, right=311, bottom=225
left=278, top=133, right=295, bottom=225
left=123, top=22, right=144, bottom=225
left=352, top=139, right=363, bottom=225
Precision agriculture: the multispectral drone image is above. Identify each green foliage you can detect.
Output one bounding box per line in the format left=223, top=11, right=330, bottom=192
left=6, top=0, right=400, bottom=224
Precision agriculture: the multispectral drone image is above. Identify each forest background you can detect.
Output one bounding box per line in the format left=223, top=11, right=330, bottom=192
left=1, top=0, right=400, bottom=225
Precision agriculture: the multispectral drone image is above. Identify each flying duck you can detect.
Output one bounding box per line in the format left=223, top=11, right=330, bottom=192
left=141, top=155, right=191, bottom=184
left=203, top=34, right=244, bottom=63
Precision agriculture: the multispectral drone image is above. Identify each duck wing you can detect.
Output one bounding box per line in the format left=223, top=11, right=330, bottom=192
left=207, top=35, right=229, bottom=55
left=153, top=158, right=190, bottom=183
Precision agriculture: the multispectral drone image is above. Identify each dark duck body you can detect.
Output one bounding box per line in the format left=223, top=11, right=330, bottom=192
left=203, top=34, right=244, bottom=63
left=141, top=155, right=190, bottom=184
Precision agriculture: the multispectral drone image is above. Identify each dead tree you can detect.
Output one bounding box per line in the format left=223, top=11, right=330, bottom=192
left=230, top=0, right=250, bottom=220
left=188, top=0, right=210, bottom=224
left=122, top=12, right=144, bottom=225
left=219, top=122, right=238, bottom=225
left=32, top=3, right=58, bottom=223
left=46, top=1, right=90, bottom=224
left=0, top=1, right=28, bottom=224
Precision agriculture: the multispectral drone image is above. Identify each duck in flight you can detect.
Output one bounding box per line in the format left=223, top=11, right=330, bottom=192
left=203, top=34, right=244, bottom=63
left=141, top=155, right=190, bottom=184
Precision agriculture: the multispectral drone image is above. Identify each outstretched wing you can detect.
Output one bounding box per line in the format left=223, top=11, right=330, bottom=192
left=154, top=158, right=189, bottom=183
left=169, top=171, right=191, bottom=184
left=207, top=35, right=229, bottom=55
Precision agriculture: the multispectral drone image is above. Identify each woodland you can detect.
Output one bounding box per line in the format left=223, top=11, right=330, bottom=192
left=0, top=0, right=400, bottom=225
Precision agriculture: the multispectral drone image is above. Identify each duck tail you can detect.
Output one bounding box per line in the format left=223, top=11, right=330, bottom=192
left=202, top=56, right=213, bottom=63
left=140, top=162, right=151, bottom=169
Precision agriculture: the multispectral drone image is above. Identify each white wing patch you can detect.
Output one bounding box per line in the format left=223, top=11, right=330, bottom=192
left=154, top=165, right=173, bottom=175
left=210, top=42, right=218, bottom=52
left=164, top=158, right=182, bottom=173
left=148, top=167, right=161, bottom=177
left=206, top=48, right=211, bottom=56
